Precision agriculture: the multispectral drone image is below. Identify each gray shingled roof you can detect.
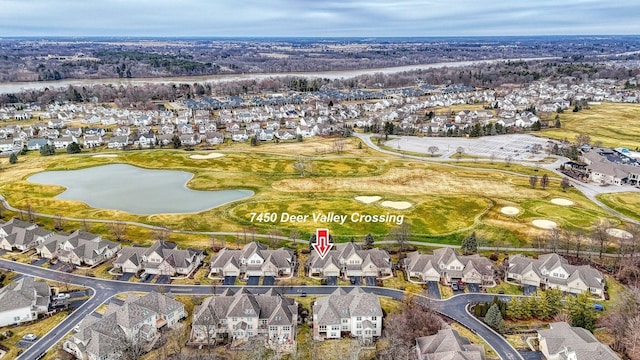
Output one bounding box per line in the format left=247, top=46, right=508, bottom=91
left=538, top=322, right=620, bottom=360
left=416, top=327, right=485, bottom=360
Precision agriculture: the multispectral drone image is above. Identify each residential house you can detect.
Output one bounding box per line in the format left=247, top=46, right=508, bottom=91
left=82, top=135, right=104, bottom=148
left=53, top=135, right=77, bottom=149
left=134, top=133, right=157, bottom=148
left=190, top=288, right=297, bottom=348
left=0, top=219, right=54, bottom=252
left=26, top=138, right=51, bottom=151
left=507, top=253, right=605, bottom=297
left=209, top=242, right=295, bottom=279
left=415, top=327, right=486, bottom=360
left=538, top=322, right=620, bottom=360
left=64, top=292, right=185, bottom=360
left=307, top=242, right=392, bottom=280
left=112, top=240, right=204, bottom=277
left=313, top=287, right=382, bottom=343
left=0, top=276, right=51, bottom=327
left=48, top=230, right=121, bottom=266
left=107, top=135, right=129, bottom=149
left=204, top=131, right=225, bottom=145
left=404, top=248, right=496, bottom=286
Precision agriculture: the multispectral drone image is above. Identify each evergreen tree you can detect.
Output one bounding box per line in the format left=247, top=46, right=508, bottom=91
left=536, top=292, right=554, bottom=320
left=66, top=142, right=81, bottom=154
left=521, top=296, right=536, bottom=320
left=485, top=303, right=506, bottom=332
left=461, top=232, right=478, bottom=254
left=554, top=115, right=561, bottom=128
left=9, top=152, right=17, bottom=164
left=364, top=233, right=375, bottom=249
left=567, top=292, right=597, bottom=331
left=507, top=297, right=523, bottom=320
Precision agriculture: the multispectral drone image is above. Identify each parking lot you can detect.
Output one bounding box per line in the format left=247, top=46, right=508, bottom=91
left=385, top=134, right=554, bottom=161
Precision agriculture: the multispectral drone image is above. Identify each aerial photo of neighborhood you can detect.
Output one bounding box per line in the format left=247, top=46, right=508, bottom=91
left=2, top=1, right=640, bottom=360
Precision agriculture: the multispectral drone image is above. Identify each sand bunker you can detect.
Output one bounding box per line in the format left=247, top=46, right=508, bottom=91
left=607, top=228, right=633, bottom=239
left=355, top=196, right=382, bottom=204
left=380, top=201, right=412, bottom=210
left=189, top=153, right=225, bottom=160
left=532, top=219, right=558, bottom=229
left=551, top=198, right=574, bottom=206
left=93, top=154, right=118, bottom=158
left=501, top=206, right=520, bottom=215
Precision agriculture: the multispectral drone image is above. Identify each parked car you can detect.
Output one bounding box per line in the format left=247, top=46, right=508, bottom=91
left=451, top=283, right=459, bottom=291
left=53, top=293, right=70, bottom=300
left=593, top=303, right=605, bottom=311
left=22, top=333, right=38, bottom=341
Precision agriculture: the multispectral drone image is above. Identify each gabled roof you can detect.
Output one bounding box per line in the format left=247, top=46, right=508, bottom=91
left=0, top=276, right=50, bottom=312
left=416, top=327, right=485, bottom=360
left=314, top=288, right=382, bottom=326
left=538, top=322, right=620, bottom=360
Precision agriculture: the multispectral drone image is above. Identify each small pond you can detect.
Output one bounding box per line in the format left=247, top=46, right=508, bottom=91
left=27, top=164, right=253, bottom=214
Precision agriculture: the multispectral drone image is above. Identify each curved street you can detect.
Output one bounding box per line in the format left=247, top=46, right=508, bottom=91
left=0, top=258, right=523, bottom=360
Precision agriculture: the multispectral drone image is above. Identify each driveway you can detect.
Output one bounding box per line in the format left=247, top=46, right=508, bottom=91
left=263, top=276, right=275, bottom=286
left=427, top=281, right=441, bottom=299
left=326, top=276, right=338, bottom=286
left=32, top=258, right=47, bottom=266
left=365, top=276, right=377, bottom=286
left=223, top=276, right=237, bottom=285
left=118, top=272, right=134, bottom=281
left=156, top=275, right=171, bottom=284
left=247, top=276, right=260, bottom=285
left=350, top=276, right=361, bottom=285
left=524, top=285, right=537, bottom=296
left=467, top=283, right=481, bottom=293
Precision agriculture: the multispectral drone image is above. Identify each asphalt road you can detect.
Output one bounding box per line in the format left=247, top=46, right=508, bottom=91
left=1, top=258, right=523, bottom=360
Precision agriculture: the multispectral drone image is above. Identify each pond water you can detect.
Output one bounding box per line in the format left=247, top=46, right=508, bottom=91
left=27, top=164, right=253, bottom=214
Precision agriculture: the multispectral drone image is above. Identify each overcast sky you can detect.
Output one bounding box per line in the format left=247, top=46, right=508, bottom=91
left=1, top=0, right=639, bottom=37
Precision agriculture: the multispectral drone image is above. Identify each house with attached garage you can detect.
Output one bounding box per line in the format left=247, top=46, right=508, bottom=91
left=37, top=230, right=120, bottom=266
left=63, top=292, right=185, bottom=360
left=307, top=242, right=392, bottom=281
left=190, top=288, right=297, bottom=349
left=209, top=242, right=295, bottom=279
left=112, top=240, right=204, bottom=277
left=27, top=138, right=52, bottom=151
left=403, top=248, right=496, bottom=287
left=107, top=135, right=129, bottom=149
left=313, top=287, right=382, bottom=343
left=0, top=219, right=54, bottom=252
left=506, top=253, right=605, bottom=298
left=0, top=276, right=51, bottom=327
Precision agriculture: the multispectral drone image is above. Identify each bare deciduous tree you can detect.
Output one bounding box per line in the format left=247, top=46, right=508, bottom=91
left=428, top=146, right=439, bottom=157
left=332, top=137, right=346, bottom=154
left=592, top=219, right=613, bottom=259
left=109, top=221, right=127, bottom=242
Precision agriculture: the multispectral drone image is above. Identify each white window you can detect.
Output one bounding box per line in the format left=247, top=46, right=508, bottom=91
left=283, top=326, right=290, bottom=332
left=356, top=316, right=362, bottom=321
left=371, top=316, right=377, bottom=321
left=319, top=325, right=327, bottom=332
left=269, top=326, right=277, bottom=332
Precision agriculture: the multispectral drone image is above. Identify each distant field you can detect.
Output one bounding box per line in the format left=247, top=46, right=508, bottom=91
left=0, top=137, right=616, bottom=248
left=541, top=103, right=640, bottom=149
